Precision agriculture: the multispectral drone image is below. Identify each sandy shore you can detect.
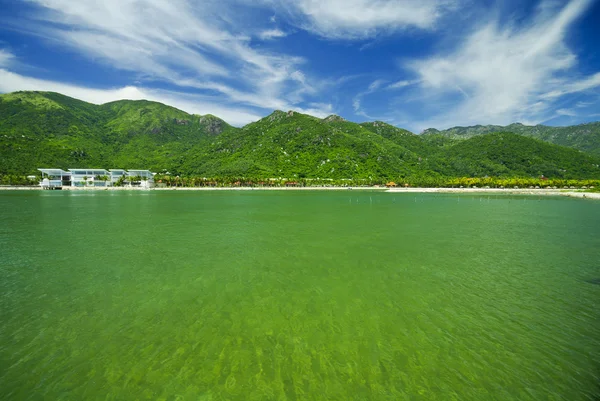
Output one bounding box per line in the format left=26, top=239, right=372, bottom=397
left=386, top=187, right=600, bottom=199
left=0, top=186, right=41, bottom=190
left=1, top=185, right=599, bottom=199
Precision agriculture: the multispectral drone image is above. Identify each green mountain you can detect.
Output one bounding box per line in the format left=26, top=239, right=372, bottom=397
left=180, top=111, right=430, bottom=178
left=1, top=91, right=599, bottom=180
left=0, top=91, right=234, bottom=175
left=423, top=133, right=600, bottom=178
left=421, top=122, right=600, bottom=157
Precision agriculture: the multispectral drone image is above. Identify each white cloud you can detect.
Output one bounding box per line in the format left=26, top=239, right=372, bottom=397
left=280, top=0, right=459, bottom=39
left=540, top=72, right=600, bottom=99
left=556, top=108, right=577, bottom=117
left=352, top=79, right=386, bottom=118
left=0, top=49, right=15, bottom=68
left=17, top=0, right=316, bottom=113
left=405, top=0, right=598, bottom=130
left=258, top=29, right=287, bottom=40
left=0, top=69, right=262, bottom=126
left=387, top=79, right=420, bottom=90
left=367, top=79, right=385, bottom=91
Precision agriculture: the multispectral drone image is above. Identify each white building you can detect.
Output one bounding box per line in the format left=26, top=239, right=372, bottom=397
left=38, top=168, right=154, bottom=189
left=125, top=170, right=154, bottom=188
left=69, top=169, right=110, bottom=187
left=38, top=169, right=72, bottom=189
left=109, top=169, right=127, bottom=186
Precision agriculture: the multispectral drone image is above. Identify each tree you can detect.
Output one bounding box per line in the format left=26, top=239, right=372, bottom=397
left=98, top=175, right=109, bottom=186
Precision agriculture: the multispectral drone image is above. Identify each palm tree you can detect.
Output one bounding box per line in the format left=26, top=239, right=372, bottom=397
left=127, top=175, right=136, bottom=187
left=98, top=175, right=110, bottom=187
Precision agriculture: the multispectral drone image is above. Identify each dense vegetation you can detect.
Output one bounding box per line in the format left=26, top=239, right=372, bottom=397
left=422, top=122, right=600, bottom=157
left=1, top=91, right=600, bottom=183
left=0, top=91, right=234, bottom=175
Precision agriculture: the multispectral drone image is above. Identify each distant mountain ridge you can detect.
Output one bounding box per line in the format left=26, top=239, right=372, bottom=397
left=1, top=91, right=599, bottom=180
left=421, top=121, right=600, bottom=157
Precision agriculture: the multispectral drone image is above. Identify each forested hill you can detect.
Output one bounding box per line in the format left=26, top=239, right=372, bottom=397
left=0, top=91, right=235, bottom=175
left=1, top=91, right=600, bottom=180
left=422, top=121, right=600, bottom=157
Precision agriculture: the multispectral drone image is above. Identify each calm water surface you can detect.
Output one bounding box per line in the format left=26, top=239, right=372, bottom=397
left=0, top=190, right=599, bottom=400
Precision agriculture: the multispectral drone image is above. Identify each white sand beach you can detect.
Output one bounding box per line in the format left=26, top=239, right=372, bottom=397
left=1, top=185, right=599, bottom=199
left=385, top=187, right=600, bottom=199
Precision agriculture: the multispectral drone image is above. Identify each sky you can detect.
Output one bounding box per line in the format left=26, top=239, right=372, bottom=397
left=0, top=0, right=599, bottom=132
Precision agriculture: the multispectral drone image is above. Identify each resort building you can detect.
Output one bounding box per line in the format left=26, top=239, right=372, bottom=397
left=38, top=168, right=155, bottom=189
left=69, top=168, right=110, bottom=187
left=126, top=170, right=154, bottom=189
left=109, top=169, right=127, bottom=186
left=39, top=169, right=72, bottom=189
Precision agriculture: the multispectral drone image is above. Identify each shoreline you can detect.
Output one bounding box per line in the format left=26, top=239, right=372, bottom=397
left=1, top=185, right=599, bottom=199
left=385, top=187, right=600, bottom=200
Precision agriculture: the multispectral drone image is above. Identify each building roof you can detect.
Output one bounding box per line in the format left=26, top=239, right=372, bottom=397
left=39, top=168, right=153, bottom=175
left=38, top=168, right=71, bottom=175
left=68, top=168, right=109, bottom=172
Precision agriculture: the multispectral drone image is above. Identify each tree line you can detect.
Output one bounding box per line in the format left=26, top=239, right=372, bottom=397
left=2, top=173, right=597, bottom=189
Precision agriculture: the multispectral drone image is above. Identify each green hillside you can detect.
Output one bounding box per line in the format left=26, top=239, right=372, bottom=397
left=0, top=91, right=234, bottom=175
left=180, top=111, right=429, bottom=178
left=1, top=91, right=599, bottom=180
left=424, top=133, right=600, bottom=178
left=422, top=122, right=600, bottom=157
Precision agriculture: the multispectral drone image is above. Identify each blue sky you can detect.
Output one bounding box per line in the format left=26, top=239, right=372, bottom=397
left=0, top=0, right=599, bottom=131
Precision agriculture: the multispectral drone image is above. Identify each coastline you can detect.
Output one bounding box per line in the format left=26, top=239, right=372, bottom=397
left=385, top=187, right=600, bottom=199
left=0, top=185, right=382, bottom=191
left=1, top=185, right=599, bottom=199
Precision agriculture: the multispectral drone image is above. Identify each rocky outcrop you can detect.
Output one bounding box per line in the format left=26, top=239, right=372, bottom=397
left=267, top=110, right=286, bottom=122
left=199, top=115, right=225, bottom=136
left=323, top=115, right=346, bottom=123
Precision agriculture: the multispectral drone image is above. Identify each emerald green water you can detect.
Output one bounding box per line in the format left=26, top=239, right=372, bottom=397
left=1, top=190, right=599, bottom=400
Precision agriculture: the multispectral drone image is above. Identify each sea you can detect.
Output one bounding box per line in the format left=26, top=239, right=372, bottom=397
left=1, top=190, right=598, bottom=400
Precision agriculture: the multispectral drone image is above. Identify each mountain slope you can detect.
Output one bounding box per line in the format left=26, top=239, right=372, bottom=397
left=426, top=132, right=600, bottom=178
left=180, top=111, right=430, bottom=178
left=0, top=92, right=111, bottom=173
left=422, top=122, right=600, bottom=157
left=359, top=121, right=437, bottom=155
left=0, top=91, right=234, bottom=174
left=1, top=91, right=600, bottom=179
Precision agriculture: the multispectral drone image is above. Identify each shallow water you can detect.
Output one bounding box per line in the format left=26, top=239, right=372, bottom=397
left=0, top=190, right=599, bottom=400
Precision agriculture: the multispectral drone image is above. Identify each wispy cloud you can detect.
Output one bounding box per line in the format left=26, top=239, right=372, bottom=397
left=14, top=0, right=317, bottom=113
left=556, top=108, right=578, bottom=117
left=0, top=48, right=15, bottom=68
left=352, top=79, right=386, bottom=118
left=387, top=79, right=420, bottom=90
left=258, top=29, right=288, bottom=40
left=277, top=0, right=460, bottom=39
left=404, top=0, right=599, bottom=130
left=540, top=72, right=600, bottom=100
left=575, top=101, right=594, bottom=108
left=1, top=0, right=598, bottom=131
